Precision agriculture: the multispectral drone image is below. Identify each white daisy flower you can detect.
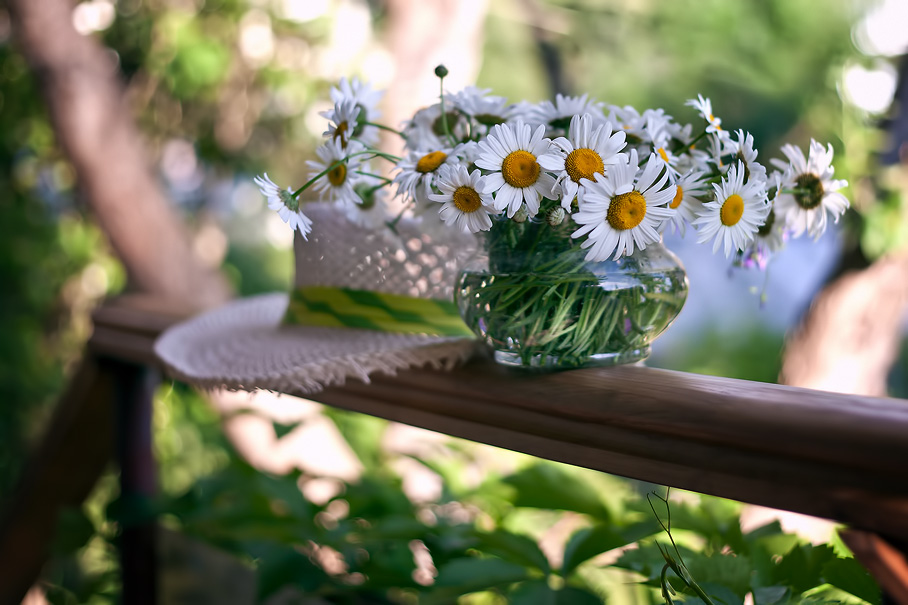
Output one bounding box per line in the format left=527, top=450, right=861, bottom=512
left=450, top=86, right=515, bottom=129
left=452, top=140, right=481, bottom=166
left=571, top=150, right=676, bottom=261
left=606, top=104, right=654, bottom=154
left=669, top=122, right=713, bottom=174
left=305, top=139, right=364, bottom=207
left=693, top=161, right=770, bottom=257
left=320, top=98, right=361, bottom=149
left=392, top=145, right=458, bottom=204
left=331, top=76, right=383, bottom=114
left=348, top=173, right=391, bottom=229
left=643, top=108, right=674, bottom=146
left=529, top=93, right=604, bottom=132
left=737, top=173, right=787, bottom=270
left=723, top=129, right=767, bottom=185
left=329, top=76, right=383, bottom=146
left=254, top=173, right=313, bottom=239
left=537, top=114, right=627, bottom=210
left=740, top=207, right=786, bottom=269
left=428, top=164, right=497, bottom=233
left=686, top=94, right=726, bottom=137
left=770, top=140, right=849, bottom=240
left=665, top=169, right=709, bottom=237
left=654, top=145, right=682, bottom=179
left=403, top=104, right=469, bottom=150
left=475, top=121, right=560, bottom=218
left=507, top=100, right=538, bottom=124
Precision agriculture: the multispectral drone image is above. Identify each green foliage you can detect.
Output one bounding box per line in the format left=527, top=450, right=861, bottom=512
left=0, top=41, right=126, bottom=497
left=502, top=462, right=612, bottom=520
left=653, top=325, right=785, bottom=384
left=610, top=491, right=879, bottom=605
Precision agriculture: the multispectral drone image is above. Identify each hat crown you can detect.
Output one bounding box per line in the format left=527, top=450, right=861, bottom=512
left=293, top=203, right=476, bottom=300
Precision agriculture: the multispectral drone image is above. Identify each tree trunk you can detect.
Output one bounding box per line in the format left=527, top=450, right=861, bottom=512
left=780, top=250, right=908, bottom=396
left=382, top=0, right=489, bottom=151
left=8, top=0, right=232, bottom=310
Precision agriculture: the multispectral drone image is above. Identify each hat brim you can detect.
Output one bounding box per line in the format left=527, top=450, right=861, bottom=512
left=154, top=293, right=480, bottom=394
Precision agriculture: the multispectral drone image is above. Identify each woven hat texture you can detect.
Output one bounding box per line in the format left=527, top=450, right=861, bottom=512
left=155, top=204, right=480, bottom=394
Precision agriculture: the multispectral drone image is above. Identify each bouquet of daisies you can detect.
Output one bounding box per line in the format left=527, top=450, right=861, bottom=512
left=256, top=68, right=850, bottom=367
left=257, top=68, right=848, bottom=270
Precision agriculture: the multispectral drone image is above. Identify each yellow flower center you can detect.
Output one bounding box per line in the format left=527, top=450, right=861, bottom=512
left=453, top=186, right=482, bottom=213
left=328, top=162, right=347, bottom=186
left=720, top=194, right=744, bottom=226
left=670, top=185, right=684, bottom=209
left=564, top=148, right=604, bottom=183
left=658, top=147, right=670, bottom=163
left=333, top=121, right=348, bottom=146
left=607, top=191, right=647, bottom=230
left=416, top=151, right=447, bottom=173
left=501, top=150, right=540, bottom=188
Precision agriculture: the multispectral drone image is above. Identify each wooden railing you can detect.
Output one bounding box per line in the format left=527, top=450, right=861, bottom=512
left=2, top=295, right=908, bottom=604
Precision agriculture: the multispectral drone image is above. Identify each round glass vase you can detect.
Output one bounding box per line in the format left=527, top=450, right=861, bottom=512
left=455, top=218, right=689, bottom=369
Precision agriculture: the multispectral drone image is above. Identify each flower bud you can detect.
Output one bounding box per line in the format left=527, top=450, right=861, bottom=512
left=546, top=206, right=565, bottom=226
left=434, top=64, right=449, bottom=79
left=512, top=205, right=529, bottom=223
left=279, top=189, right=299, bottom=212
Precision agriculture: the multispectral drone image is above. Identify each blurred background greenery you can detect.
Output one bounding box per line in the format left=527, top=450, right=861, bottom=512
left=2, top=0, right=906, bottom=602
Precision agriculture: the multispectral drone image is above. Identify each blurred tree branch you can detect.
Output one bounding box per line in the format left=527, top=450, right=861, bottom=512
left=8, top=0, right=231, bottom=310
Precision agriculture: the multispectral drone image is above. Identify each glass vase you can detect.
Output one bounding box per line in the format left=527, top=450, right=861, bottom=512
left=455, top=218, right=688, bottom=369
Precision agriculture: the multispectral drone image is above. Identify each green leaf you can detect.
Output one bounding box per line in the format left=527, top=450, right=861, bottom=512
left=509, top=579, right=603, bottom=604
left=502, top=463, right=610, bottom=519
left=434, top=556, right=532, bottom=590
left=684, top=553, right=753, bottom=600
left=771, top=544, right=837, bottom=594
left=697, top=581, right=745, bottom=605
left=752, top=586, right=791, bottom=605
left=822, top=557, right=880, bottom=605
left=561, top=524, right=633, bottom=577
left=614, top=541, right=672, bottom=580
left=473, top=529, right=551, bottom=573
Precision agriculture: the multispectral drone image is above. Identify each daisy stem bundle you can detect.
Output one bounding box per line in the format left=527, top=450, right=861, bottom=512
left=458, top=200, right=687, bottom=368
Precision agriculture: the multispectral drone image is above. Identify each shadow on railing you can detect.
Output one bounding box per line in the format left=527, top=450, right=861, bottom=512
left=1, top=295, right=908, bottom=604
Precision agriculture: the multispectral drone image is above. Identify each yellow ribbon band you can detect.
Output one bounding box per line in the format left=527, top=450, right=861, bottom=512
left=284, top=286, right=473, bottom=337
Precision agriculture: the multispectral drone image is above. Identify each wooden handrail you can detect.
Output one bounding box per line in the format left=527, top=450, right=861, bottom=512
left=314, top=358, right=908, bottom=540
left=86, top=296, right=908, bottom=539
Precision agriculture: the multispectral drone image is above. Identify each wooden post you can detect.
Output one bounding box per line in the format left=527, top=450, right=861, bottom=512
left=109, top=358, right=160, bottom=605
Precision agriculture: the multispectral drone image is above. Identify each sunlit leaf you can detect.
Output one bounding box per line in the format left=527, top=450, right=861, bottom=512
left=502, top=463, right=610, bottom=519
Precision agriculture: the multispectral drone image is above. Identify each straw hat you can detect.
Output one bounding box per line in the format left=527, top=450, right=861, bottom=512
left=155, top=203, right=481, bottom=394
